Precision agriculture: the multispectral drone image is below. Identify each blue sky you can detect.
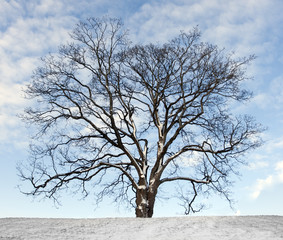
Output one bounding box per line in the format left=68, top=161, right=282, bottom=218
left=1, top=0, right=283, bottom=218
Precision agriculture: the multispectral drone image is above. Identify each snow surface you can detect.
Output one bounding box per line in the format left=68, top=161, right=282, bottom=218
left=1, top=216, right=283, bottom=240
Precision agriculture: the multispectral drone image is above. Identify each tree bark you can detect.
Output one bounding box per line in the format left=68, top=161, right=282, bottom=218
left=147, top=187, right=157, bottom=218
left=135, top=180, right=158, bottom=218
left=135, top=189, right=157, bottom=218
left=135, top=188, right=148, bottom=218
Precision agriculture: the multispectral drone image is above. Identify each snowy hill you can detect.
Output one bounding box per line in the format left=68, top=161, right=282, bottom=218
left=1, top=216, right=283, bottom=240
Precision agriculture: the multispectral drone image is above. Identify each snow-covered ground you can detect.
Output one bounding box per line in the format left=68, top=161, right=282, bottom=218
left=1, top=216, right=282, bottom=240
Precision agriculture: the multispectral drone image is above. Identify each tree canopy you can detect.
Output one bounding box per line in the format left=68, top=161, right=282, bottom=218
left=19, top=17, right=263, bottom=218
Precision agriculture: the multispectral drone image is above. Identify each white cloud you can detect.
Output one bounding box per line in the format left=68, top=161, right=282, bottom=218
left=250, top=175, right=273, bottom=199
left=251, top=93, right=271, bottom=110
left=250, top=159, right=283, bottom=200
left=275, top=161, right=283, bottom=183
left=251, top=75, right=283, bottom=111
left=0, top=0, right=22, bottom=28
left=247, top=132, right=283, bottom=199
left=128, top=0, right=282, bottom=50
left=0, top=83, right=25, bottom=106
left=0, top=0, right=80, bottom=150
left=269, top=76, right=283, bottom=107
left=247, top=160, right=269, bottom=170
left=33, top=0, right=70, bottom=17
left=264, top=137, right=283, bottom=155
left=0, top=17, right=75, bottom=58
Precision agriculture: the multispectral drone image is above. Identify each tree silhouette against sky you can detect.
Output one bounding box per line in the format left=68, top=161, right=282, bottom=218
left=19, top=17, right=263, bottom=218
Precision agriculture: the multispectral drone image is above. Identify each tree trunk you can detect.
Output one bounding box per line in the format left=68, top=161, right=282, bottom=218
left=135, top=188, right=148, bottom=218
left=135, top=185, right=157, bottom=218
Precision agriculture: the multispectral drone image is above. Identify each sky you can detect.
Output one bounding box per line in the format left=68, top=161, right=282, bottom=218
left=0, top=0, right=283, bottom=218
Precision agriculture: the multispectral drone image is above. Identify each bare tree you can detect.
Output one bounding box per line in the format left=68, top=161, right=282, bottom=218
left=19, top=17, right=263, bottom=218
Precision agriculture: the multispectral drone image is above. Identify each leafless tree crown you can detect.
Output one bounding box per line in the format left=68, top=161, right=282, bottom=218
left=19, top=17, right=263, bottom=217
